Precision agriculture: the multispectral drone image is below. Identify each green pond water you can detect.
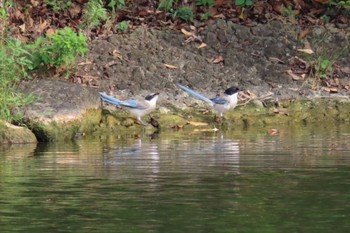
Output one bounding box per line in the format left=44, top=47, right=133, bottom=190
left=1, top=124, right=350, bottom=232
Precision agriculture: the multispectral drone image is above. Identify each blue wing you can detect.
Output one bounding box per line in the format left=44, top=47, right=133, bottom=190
left=99, top=92, right=122, bottom=106
left=176, top=83, right=213, bottom=105
left=210, top=97, right=228, bottom=105
left=100, top=93, right=146, bottom=110
left=120, top=100, right=146, bottom=110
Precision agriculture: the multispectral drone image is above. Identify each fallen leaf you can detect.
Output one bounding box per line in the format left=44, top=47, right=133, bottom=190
left=297, top=48, right=314, bottom=54
left=171, top=124, right=184, bottom=130
left=198, top=43, right=207, bottom=49
left=192, top=128, right=217, bottom=132
left=268, top=129, right=279, bottom=136
left=181, top=28, right=193, bottom=37
left=187, top=121, right=209, bottom=126
left=273, top=109, right=290, bottom=116
left=298, top=29, right=310, bottom=39
left=19, top=24, right=26, bottom=33
left=164, top=64, right=177, bottom=69
left=324, top=87, right=338, bottom=93
left=112, top=50, right=123, bottom=60
left=287, top=69, right=304, bottom=81
left=213, top=13, right=225, bottom=19
left=212, top=56, right=224, bottom=64
left=46, top=28, right=55, bottom=36
left=269, top=57, right=284, bottom=64
left=314, top=0, right=329, bottom=4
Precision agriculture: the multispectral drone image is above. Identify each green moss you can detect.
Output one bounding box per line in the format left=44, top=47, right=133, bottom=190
left=28, top=109, right=102, bottom=141
left=0, top=121, right=37, bottom=144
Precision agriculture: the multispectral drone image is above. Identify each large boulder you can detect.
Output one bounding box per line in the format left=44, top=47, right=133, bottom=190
left=0, top=121, right=37, bottom=144
left=15, top=79, right=102, bottom=141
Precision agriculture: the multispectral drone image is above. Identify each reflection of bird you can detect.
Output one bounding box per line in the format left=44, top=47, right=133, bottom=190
left=176, top=83, right=240, bottom=118
left=100, top=92, right=159, bottom=125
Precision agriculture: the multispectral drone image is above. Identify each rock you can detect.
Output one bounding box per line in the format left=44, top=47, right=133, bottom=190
left=15, top=79, right=102, bottom=141
left=0, top=121, right=37, bottom=144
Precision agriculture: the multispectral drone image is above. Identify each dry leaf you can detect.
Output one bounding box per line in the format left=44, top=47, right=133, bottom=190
left=273, top=109, right=290, bottom=116
left=181, top=28, right=193, bottom=37
left=198, top=43, right=207, bottom=49
left=287, top=69, right=303, bottom=81
left=46, top=28, right=55, bottom=36
left=324, top=87, right=338, bottom=93
left=19, top=24, right=26, bottom=33
left=297, top=48, right=314, bottom=54
left=268, top=129, right=279, bottom=136
left=112, top=50, right=123, bottom=60
left=213, top=13, right=225, bottom=19
left=164, top=64, right=177, bottom=69
left=298, top=29, right=310, bottom=39
left=187, top=121, right=209, bottom=126
left=212, top=56, right=224, bottom=64
left=314, top=0, right=329, bottom=4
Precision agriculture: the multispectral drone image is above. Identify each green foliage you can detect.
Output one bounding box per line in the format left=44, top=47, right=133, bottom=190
left=313, top=57, right=334, bottom=79
left=108, top=0, right=125, bottom=19
left=83, top=0, right=107, bottom=29
left=195, top=0, right=215, bottom=7
left=174, top=7, right=194, bottom=22
left=158, top=0, right=173, bottom=12
left=235, top=0, right=254, bottom=7
left=108, top=0, right=125, bottom=10
left=116, top=21, right=128, bottom=32
left=0, top=8, right=35, bottom=121
left=201, top=12, right=211, bottom=21
left=330, top=0, right=350, bottom=9
left=45, top=0, right=72, bottom=12
left=28, top=27, right=88, bottom=72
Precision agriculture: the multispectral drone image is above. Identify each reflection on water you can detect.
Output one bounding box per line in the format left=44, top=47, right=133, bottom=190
left=1, top=124, right=350, bottom=232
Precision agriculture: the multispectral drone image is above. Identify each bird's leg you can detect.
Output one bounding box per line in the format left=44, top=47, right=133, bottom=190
left=214, top=115, right=221, bottom=123
left=136, top=117, right=148, bottom=126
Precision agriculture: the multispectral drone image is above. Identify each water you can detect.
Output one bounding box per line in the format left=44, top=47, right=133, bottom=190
left=1, top=124, right=350, bottom=232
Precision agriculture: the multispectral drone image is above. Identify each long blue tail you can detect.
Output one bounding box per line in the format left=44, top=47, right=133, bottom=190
left=99, top=92, right=122, bottom=106
left=176, top=83, right=213, bottom=105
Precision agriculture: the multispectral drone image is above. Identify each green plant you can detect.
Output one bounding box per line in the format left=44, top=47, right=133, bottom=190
left=201, top=12, right=211, bottom=21
left=158, top=0, right=173, bottom=12
left=45, top=0, right=72, bottom=12
left=235, top=0, right=254, bottom=7
left=330, top=0, right=350, bottom=9
left=83, top=0, right=107, bottom=29
left=0, top=6, right=35, bottom=121
left=108, top=0, right=125, bottom=19
left=116, top=21, right=128, bottom=32
left=195, top=0, right=215, bottom=7
left=174, top=7, right=194, bottom=22
left=28, top=27, right=88, bottom=72
left=313, top=57, right=334, bottom=79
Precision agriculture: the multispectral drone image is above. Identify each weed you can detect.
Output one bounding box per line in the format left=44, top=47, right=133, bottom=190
left=116, top=21, right=128, bottom=32
left=108, top=0, right=125, bottom=19
left=28, top=27, right=88, bottom=73
left=83, top=0, right=107, bottom=29
left=235, top=0, right=254, bottom=7
left=201, top=12, right=211, bottom=21
left=313, top=57, right=334, bottom=79
left=330, top=0, right=350, bottom=9
left=174, top=7, right=194, bottom=22
left=45, top=0, right=72, bottom=12
left=158, top=0, right=173, bottom=12
left=195, top=0, right=215, bottom=7
left=0, top=5, right=35, bottom=121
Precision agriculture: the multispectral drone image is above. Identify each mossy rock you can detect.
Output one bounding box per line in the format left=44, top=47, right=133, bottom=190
left=0, top=121, right=37, bottom=144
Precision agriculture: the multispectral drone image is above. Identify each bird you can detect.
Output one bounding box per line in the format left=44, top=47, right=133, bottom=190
left=99, top=92, right=159, bottom=125
left=176, top=83, right=240, bottom=119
